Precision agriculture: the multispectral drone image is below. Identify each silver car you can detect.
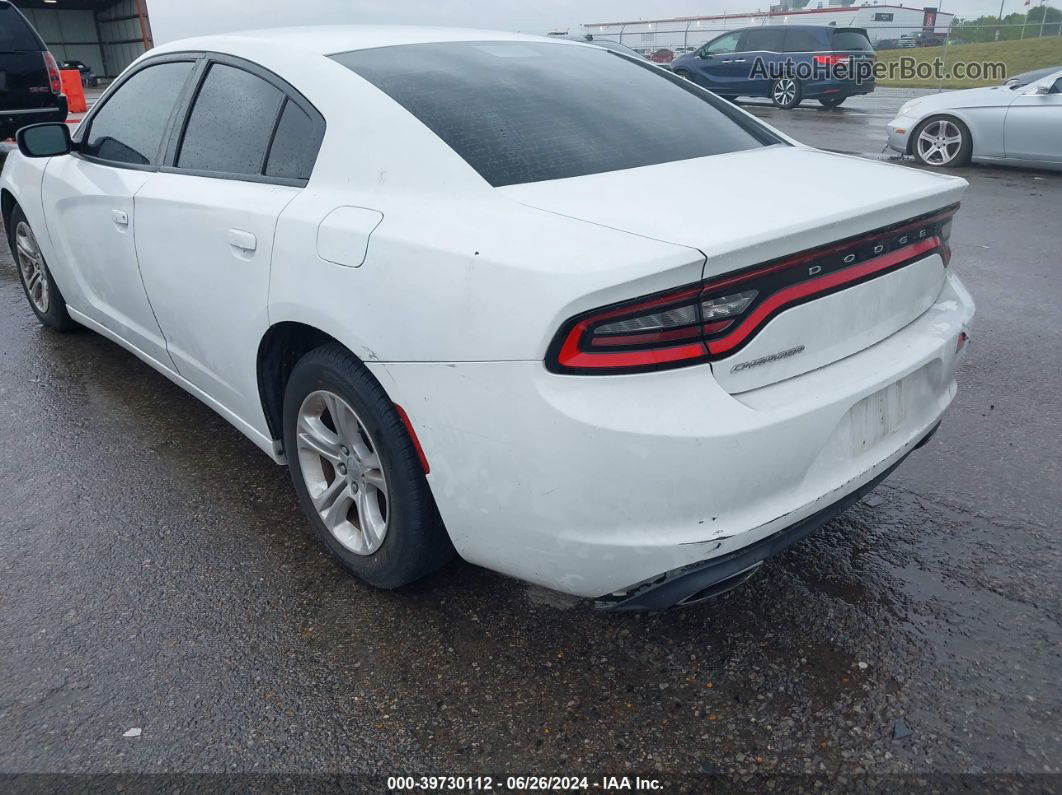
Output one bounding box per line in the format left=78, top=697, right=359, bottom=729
left=886, top=67, right=1062, bottom=171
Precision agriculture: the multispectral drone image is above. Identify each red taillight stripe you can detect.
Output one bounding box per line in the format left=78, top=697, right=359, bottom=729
left=701, top=208, right=955, bottom=296
left=708, top=236, right=940, bottom=356
left=558, top=338, right=707, bottom=371
left=547, top=206, right=957, bottom=375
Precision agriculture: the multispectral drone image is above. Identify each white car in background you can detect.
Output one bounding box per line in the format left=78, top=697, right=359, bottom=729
left=2, top=27, right=974, bottom=610
left=887, top=67, right=1062, bottom=170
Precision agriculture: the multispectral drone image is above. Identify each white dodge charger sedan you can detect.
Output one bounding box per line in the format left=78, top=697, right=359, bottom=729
left=2, top=27, right=975, bottom=610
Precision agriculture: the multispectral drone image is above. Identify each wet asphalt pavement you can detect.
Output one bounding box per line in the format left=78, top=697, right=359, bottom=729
left=1, top=88, right=1060, bottom=786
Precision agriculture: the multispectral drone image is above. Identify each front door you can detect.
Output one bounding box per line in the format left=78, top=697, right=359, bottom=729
left=41, top=59, right=196, bottom=365
left=692, top=31, right=748, bottom=95
left=1005, top=76, right=1062, bottom=165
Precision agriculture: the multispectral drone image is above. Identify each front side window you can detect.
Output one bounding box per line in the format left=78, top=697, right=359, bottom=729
left=704, top=33, right=743, bottom=56
left=333, top=41, right=780, bottom=187
left=83, top=61, right=194, bottom=165
left=177, top=63, right=284, bottom=175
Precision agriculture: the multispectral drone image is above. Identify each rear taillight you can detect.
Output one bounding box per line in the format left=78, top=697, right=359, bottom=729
left=547, top=206, right=958, bottom=375
left=938, top=217, right=953, bottom=266
left=43, top=51, right=62, bottom=94
left=813, top=54, right=851, bottom=67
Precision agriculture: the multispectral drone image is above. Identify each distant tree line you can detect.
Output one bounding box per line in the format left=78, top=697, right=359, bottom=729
left=951, top=7, right=1062, bottom=42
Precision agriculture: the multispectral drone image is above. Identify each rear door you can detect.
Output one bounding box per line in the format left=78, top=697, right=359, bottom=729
left=134, top=56, right=325, bottom=424
left=739, top=28, right=784, bottom=96
left=0, top=2, right=52, bottom=110
left=41, top=57, right=196, bottom=364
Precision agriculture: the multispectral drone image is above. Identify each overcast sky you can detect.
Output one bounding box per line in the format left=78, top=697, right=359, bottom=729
left=150, top=1, right=1034, bottom=44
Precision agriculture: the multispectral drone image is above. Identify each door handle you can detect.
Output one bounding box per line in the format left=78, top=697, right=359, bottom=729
left=227, top=228, right=257, bottom=254
left=728, top=58, right=747, bottom=63
left=112, top=209, right=129, bottom=226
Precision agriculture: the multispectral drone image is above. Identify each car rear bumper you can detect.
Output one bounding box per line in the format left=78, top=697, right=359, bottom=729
left=0, top=98, right=69, bottom=134
left=369, top=272, right=975, bottom=600
left=598, top=428, right=935, bottom=610
left=809, top=80, right=875, bottom=98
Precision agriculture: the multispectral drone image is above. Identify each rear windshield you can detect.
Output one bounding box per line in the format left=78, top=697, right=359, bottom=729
left=0, top=4, right=43, bottom=51
left=831, top=29, right=874, bottom=52
left=332, top=41, right=780, bottom=187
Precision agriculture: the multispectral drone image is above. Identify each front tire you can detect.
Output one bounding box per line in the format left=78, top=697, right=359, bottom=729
left=673, top=69, right=691, bottom=81
left=771, top=77, right=802, bottom=109
left=283, top=343, right=454, bottom=589
left=912, top=115, right=972, bottom=168
left=7, top=206, right=77, bottom=331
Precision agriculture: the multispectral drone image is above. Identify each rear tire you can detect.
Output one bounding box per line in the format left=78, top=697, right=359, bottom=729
left=282, top=343, right=455, bottom=589
left=7, top=206, right=78, bottom=331
left=818, top=95, right=846, bottom=108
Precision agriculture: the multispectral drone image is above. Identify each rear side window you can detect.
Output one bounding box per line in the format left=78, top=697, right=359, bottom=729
left=0, top=4, right=43, bottom=51
left=333, top=41, right=780, bottom=187
left=782, top=29, right=824, bottom=53
left=743, top=29, right=784, bottom=52
left=83, top=61, right=194, bottom=166
left=178, top=63, right=283, bottom=175
left=832, top=30, right=874, bottom=52
left=265, top=99, right=322, bottom=180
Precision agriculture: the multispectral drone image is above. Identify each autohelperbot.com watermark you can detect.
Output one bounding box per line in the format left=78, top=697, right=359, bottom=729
left=750, top=56, right=1008, bottom=84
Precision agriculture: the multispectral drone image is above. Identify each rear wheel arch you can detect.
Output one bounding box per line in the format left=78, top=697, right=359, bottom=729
left=257, top=322, right=344, bottom=444
left=257, top=321, right=401, bottom=447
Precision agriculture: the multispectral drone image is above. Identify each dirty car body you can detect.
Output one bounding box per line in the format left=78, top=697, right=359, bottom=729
left=1, top=27, right=975, bottom=609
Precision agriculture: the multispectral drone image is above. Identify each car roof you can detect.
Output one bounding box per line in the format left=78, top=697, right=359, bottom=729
left=730, top=24, right=829, bottom=32
left=151, top=25, right=567, bottom=58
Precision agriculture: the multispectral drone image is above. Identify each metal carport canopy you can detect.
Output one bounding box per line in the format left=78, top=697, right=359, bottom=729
left=12, top=0, right=153, bottom=78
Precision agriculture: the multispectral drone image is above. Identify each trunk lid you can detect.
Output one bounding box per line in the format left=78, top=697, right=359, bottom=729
left=501, top=146, right=966, bottom=391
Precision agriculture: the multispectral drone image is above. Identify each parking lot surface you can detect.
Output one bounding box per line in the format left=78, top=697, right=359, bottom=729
left=1, top=88, right=1059, bottom=783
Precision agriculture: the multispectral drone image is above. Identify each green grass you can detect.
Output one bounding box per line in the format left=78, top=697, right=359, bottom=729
left=876, top=37, right=1062, bottom=88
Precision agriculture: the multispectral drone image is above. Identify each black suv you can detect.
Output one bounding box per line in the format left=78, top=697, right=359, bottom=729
left=0, top=0, right=67, bottom=139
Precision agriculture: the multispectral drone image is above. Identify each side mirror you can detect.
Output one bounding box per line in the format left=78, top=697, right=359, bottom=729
left=16, top=123, right=73, bottom=158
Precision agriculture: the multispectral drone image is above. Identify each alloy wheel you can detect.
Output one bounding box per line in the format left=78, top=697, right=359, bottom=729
left=773, top=78, right=797, bottom=106
left=14, top=221, right=50, bottom=313
left=296, top=390, right=389, bottom=555
left=916, top=119, right=963, bottom=165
